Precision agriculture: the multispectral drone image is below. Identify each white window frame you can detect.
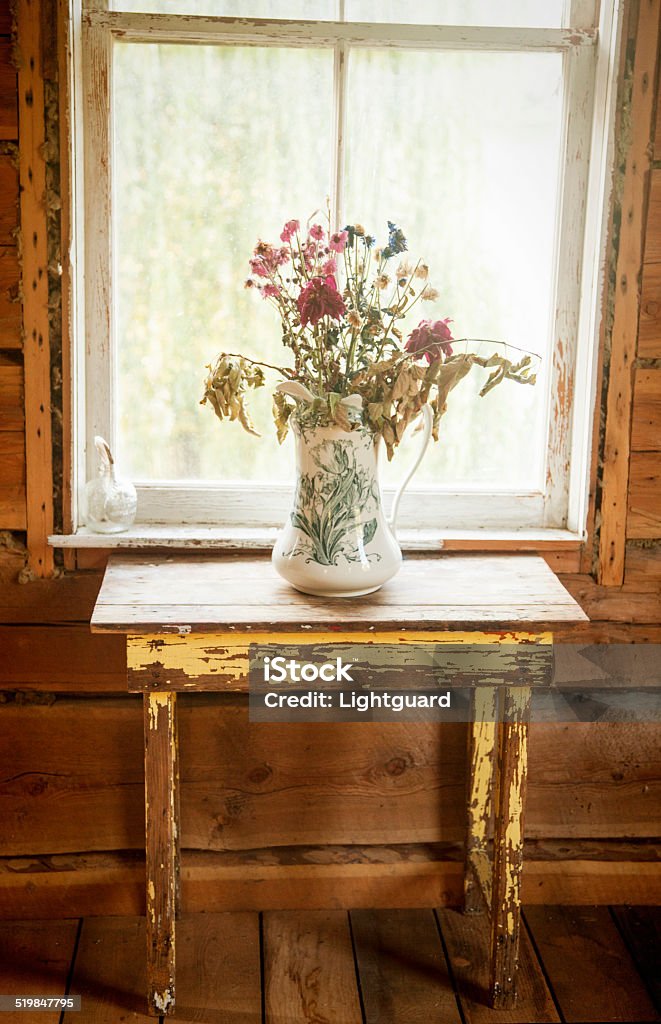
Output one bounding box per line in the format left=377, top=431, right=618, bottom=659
left=67, top=0, right=623, bottom=534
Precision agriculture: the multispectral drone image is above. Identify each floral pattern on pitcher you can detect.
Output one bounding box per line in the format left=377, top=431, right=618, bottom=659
left=283, top=434, right=381, bottom=567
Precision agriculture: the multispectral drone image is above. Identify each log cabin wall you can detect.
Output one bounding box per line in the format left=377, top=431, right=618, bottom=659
left=0, top=2, right=660, bottom=917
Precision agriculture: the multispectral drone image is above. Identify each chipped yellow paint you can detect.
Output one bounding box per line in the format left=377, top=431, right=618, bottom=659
left=465, top=686, right=498, bottom=911
left=147, top=878, right=156, bottom=925
left=469, top=687, right=499, bottom=824
left=128, top=630, right=552, bottom=681
left=489, top=685, right=531, bottom=1004
left=503, top=687, right=530, bottom=873
left=147, top=691, right=171, bottom=730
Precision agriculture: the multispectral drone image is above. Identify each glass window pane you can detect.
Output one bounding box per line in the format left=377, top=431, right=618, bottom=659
left=344, top=0, right=566, bottom=27
left=113, top=42, right=334, bottom=481
left=343, top=48, right=564, bottom=490
left=110, top=1, right=339, bottom=16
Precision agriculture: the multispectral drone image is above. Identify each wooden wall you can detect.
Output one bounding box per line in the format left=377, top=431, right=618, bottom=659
left=0, top=3, right=660, bottom=918
left=0, top=5, right=23, bottom=530
left=633, top=113, right=661, bottom=538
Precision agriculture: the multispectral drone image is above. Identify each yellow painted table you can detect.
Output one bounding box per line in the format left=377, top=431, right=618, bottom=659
left=91, top=552, right=587, bottom=1016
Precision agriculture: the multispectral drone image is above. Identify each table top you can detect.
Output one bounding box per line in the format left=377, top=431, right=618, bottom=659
left=91, top=553, right=588, bottom=634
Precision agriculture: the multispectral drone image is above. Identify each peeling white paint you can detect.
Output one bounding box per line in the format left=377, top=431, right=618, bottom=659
left=153, top=988, right=175, bottom=1013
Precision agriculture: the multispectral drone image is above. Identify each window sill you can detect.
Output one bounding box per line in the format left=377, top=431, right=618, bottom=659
left=49, top=525, right=584, bottom=553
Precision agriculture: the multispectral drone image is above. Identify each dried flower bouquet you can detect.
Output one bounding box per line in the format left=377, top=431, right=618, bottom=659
left=202, top=213, right=536, bottom=458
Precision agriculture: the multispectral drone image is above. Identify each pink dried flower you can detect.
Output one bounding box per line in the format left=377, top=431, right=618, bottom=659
left=249, top=257, right=270, bottom=278
left=329, top=230, right=349, bottom=253
left=301, top=239, right=317, bottom=271
left=249, top=242, right=290, bottom=278
left=262, top=283, right=281, bottom=299
left=309, top=224, right=325, bottom=241
left=296, top=275, right=346, bottom=327
left=321, top=257, right=337, bottom=275
left=280, top=219, right=300, bottom=243
left=405, top=318, right=454, bottom=364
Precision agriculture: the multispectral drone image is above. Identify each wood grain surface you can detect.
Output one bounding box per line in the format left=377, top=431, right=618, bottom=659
left=92, top=553, right=586, bottom=632
left=0, top=920, right=79, bottom=1024
left=0, top=157, right=18, bottom=245
left=639, top=262, right=661, bottom=359
left=62, top=917, right=153, bottom=1024
left=632, top=368, right=661, bottom=451
left=436, top=908, right=559, bottom=1024
left=144, top=692, right=178, bottom=1015
left=1, top=842, right=660, bottom=920
left=0, top=42, right=16, bottom=141
left=17, top=0, right=54, bottom=576
left=0, top=248, right=21, bottom=350
left=165, top=912, right=262, bottom=1023
left=351, top=908, right=462, bottom=1023
left=263, top=910, right=363, bottom=1024
left=610, top=905, right=661, bottom=1010
left=1, top=701, right=659, bottom=856
left=598, top=0, right=661, bottom=583
left=628, top=452, right=661, bottom=537
left=524, top=905, right=660, bottom=1022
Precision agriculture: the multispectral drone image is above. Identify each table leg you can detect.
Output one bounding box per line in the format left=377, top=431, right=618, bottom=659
left=489, top=685, right=531, bottom=1009
left=464, top=686, right=498, bottom=914
left=144, top=692, right=179, bottom=1016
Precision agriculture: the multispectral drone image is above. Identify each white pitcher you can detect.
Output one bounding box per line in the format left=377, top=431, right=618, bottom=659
left=272, top=383, right=432, bottom=597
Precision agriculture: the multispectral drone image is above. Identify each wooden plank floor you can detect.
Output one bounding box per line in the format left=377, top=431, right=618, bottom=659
left=0, top=907, right=658, bottom=1023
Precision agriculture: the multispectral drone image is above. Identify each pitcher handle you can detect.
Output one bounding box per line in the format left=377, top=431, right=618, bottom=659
left=389, top=404, right=433, bottom=535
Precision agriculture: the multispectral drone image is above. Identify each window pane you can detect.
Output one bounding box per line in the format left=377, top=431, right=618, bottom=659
left=110, top=1, right=338, bottom=16
left=113, top=42, right=334, bottom=481
left=344, top=0, right=566, bottom=27
left=343, top=49, right=564, bottom=490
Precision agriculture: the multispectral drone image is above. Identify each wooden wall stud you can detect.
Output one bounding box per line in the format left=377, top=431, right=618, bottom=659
left=598, top=0, right=661, bottom=585
left=17, top=0, right=54, bottom=576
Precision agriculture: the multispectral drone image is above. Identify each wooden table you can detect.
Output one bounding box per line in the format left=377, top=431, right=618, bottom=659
left=91, top=552, right=587, bottom=1016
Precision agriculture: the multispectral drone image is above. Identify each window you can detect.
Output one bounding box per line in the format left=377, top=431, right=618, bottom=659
left=72, top=0, right=619, bottom=532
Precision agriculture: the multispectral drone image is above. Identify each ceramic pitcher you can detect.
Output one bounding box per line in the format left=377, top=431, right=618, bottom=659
left=272, top=384, right=432, bottom=597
